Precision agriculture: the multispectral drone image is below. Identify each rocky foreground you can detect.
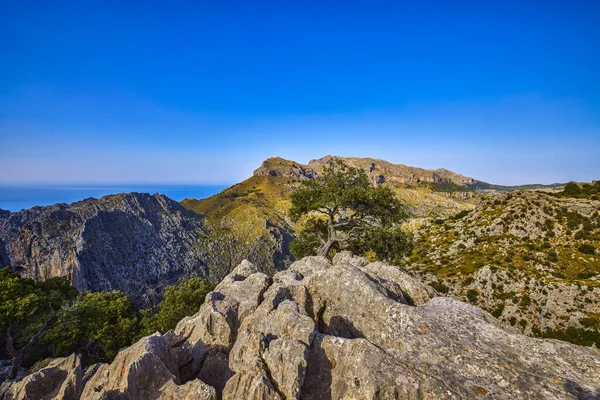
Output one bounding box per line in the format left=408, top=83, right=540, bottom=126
left=3, top=253, right=600, bottom=399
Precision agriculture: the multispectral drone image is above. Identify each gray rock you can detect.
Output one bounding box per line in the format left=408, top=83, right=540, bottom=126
left=25, top=256, right=600, bottom=399
left=0, top=354, right=82, bottom=400
left=0, top=193, right=208, bottom=306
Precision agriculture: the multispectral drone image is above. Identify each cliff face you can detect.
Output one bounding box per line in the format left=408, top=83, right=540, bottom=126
left=4, top=254, right=599, bottom=399
left=0, top=193, right=207, bottom=306
left=308, top=155, right=476, bottom=185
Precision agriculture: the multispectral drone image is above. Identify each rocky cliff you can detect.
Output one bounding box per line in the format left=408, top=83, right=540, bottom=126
left=0, top=193, right=208, bottom=306
left=3, top=254, right=599, bottom=399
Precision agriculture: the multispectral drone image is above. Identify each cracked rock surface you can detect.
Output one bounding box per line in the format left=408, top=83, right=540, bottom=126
left=4, top=253, right=600, bottom=399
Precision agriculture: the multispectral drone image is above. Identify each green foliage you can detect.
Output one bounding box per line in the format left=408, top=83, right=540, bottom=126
left=491, top=303, right=505, bottom=318
left=554, top=181, right=600, bottom=200
left=451, top=210, right=470, bottom=220
left=540, top=326, right=600, bottom=348
left=290, top=218, right=328, bottom=259
left=1, top=269, right=213, bottom=368
left=0, top=269, right=78, bottom=359
left=140, top=277, right=215, bottom=337
left=578, top=243, right=596, bottom=255
left=431, top=282, right=449, bottom=294
left=289, top=159, right=412, bottom=261
left=466, top=289, right=478, bottom=302
left=429, top=182, right=472, bottom=193
left=45, top=291, right=139, bottom=363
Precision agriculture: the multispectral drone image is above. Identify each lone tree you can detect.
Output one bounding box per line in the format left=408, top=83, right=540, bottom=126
left=289, top=159, right=412, bottom=262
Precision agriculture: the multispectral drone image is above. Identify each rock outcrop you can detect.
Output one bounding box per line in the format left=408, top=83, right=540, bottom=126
left=0, top=193, right=207, bottom=306
left=253, top=157, right=318, bottom=180
left=308, top=155, right=476, bottom=186
left=9, top=254, right=598, bottom=399
left=0, top=354, right=83, bottom=400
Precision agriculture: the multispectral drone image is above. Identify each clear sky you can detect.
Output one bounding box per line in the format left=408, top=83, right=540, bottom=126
left=1, top=1, right=599, bottom=185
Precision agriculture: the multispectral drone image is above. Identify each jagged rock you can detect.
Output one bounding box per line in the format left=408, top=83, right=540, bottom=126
left=0, top=193, right=208, bottom=306
left=180, top=256, right=600, bottom=398
left=0, top=354, right=82, bottom=400
left=81, top=333, right=216, bottom=400
left=156, top=379, right=216, bottom=400
left=20, top=256, right=600, bottom=399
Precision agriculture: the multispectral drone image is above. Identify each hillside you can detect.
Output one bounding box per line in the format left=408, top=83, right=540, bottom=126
left=407, top=190, right=600, bottom=346
left=3, top=255, right=600, bottom=399
left=181, top=156, right=482, bottom=272
left=0, top=193, right=209, bottom=306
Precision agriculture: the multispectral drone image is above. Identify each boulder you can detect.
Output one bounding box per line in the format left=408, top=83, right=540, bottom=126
left=0, top=354, right=82, bottom=400
left=16, top=256, right=600, bottom=399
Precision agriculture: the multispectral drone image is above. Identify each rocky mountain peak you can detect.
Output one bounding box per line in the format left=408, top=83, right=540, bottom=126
left=253, top=157, right=317, bottom=180
left=0, top=192, right=207, bottom=306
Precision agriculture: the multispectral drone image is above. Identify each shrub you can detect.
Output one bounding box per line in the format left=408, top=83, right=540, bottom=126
left=466, top=289, right=478, bottom=302
left=520, top=295, right=531, bottom=307
left=432, top=282, right=449, bottom=294
left=491, top=303, right=505, bottom=318
left=578, top=244, right=596, bottom=255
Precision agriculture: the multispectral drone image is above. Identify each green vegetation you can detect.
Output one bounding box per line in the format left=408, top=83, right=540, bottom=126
left=466, top=289, right=478, bottom=302
left=289, top=159, right=412, bottom=262
left=139, top=277, right=214, bottom=337
left=553, top=181, right=600, bottom=200
left=429, top=182, right=472, bottom=193
left=540, top=326, right=600, bottom=348
left=578, top=243, right=596, bottom=255
left=0, top=268, right=212, bottom=376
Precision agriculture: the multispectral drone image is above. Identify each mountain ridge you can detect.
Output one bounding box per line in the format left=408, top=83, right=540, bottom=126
left=0, top=192, right=209, bottom=306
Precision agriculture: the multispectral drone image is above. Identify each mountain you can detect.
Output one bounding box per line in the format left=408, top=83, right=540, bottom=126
left=181, top=155, right=483, bottom=272
left=0, top=193, right=208, bottom=306
left=407, top=189, right=600, bottom=346
left=3, top=255, right=599, bottom=399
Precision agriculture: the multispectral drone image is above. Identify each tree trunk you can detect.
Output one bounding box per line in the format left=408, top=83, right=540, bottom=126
left=317, top=218, right=338, bottom=257
left=5, top=325, right=23, bottom=380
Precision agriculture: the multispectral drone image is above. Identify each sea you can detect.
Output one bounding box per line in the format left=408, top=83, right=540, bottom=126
left=0, top=184, right=230, bottom=212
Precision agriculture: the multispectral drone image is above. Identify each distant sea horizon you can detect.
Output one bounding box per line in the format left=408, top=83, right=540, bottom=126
left=0, top=183, right=231, bottom=212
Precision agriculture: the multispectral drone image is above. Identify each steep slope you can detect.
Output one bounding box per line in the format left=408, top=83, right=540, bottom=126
left=4, top=255, right=600, bottom=399
left=0, top=193, right=208, bottom=306
left=408, top=190, right=600, bottom=346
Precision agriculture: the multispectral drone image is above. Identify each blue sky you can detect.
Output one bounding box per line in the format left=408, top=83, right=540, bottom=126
left=1, top=1, right=598, bottom=185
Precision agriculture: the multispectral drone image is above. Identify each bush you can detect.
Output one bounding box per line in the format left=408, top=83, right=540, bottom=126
left=432, top=282, right=449, bottom=294
left=452, top=210, right=470, bottom=220
left=578, top=244, right=596, bottom=255
left=520, top=295, right=531, bottom=307
left=140, top=277, right=215, bottom=337
left=466, top=289, right=478, bottom=302
left=491, top=303, right=505, bottom=318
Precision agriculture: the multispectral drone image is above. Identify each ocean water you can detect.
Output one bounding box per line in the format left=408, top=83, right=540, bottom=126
left=0, top=184, right=230, bottom=212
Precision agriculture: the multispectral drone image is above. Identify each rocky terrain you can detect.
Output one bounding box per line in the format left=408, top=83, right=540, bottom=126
left=2, top=254, right=599, bottom=399
left=408, top=190, right=600, bottom=346
left=0, top=193, right=208, bottom=306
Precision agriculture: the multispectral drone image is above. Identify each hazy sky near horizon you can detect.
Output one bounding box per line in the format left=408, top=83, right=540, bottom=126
left=1, top=1, right=599, bottom=185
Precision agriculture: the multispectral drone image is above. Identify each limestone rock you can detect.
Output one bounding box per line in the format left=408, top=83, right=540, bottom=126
left=18, top=256, right=600, bottom=399
left=0, top=354, right=82, bottom=400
